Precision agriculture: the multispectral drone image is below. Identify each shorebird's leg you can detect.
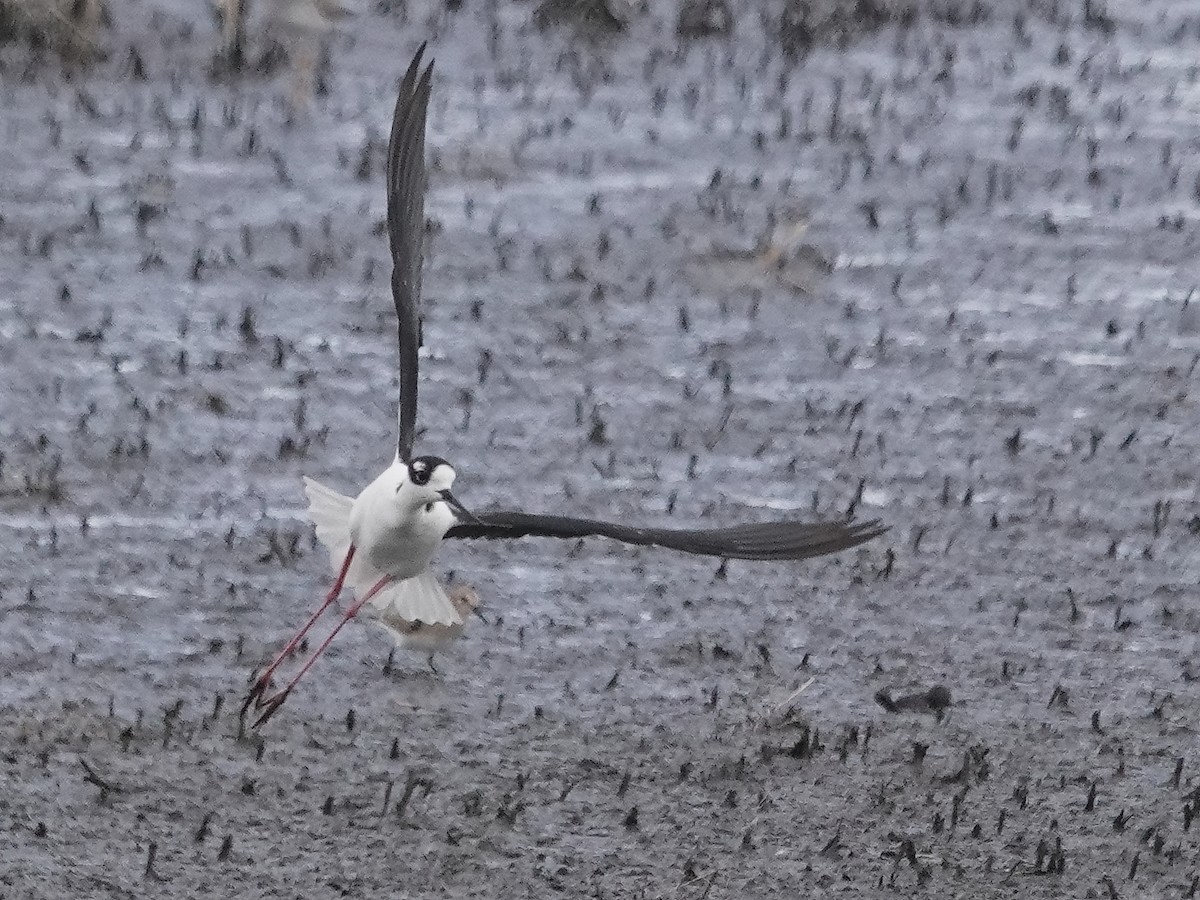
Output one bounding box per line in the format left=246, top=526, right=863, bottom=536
left=427, top=654, right=439, bottom=675
left=253, top=574, right=393, bottom=728
left=242, top=546, right=356, bottom=716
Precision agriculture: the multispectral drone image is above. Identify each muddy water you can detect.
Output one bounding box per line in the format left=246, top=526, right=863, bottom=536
left=1, top=0, right=1199, bottom=896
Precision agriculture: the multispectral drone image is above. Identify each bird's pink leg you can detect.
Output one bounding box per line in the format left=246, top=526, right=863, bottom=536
left=242, top=546, right=356, bottom=716
left=252, top=574, right=393, bottom=728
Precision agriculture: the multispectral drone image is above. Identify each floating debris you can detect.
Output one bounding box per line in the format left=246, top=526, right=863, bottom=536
left=875, top=685, right=953, bottom=717
left=676, top=0, right=732, bottom=38
left=533, top=0, right=631, bottom=36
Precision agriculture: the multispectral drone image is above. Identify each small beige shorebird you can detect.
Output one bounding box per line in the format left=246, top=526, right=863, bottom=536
left=376, top=582, right=482, bottom=674
left=242, top=44, right=887, bottom=727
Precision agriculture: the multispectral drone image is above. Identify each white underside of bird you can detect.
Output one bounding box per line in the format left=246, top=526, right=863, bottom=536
left=304, top=474, right=462, bottom=628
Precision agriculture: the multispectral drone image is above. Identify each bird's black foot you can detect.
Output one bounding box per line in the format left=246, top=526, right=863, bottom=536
left=252, top=688, right=292, bottom=729
left=240, top=671, right=272, bottom=719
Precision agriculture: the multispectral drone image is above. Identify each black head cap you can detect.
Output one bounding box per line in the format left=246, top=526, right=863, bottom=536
left=408, top=455, right=450, bottom=486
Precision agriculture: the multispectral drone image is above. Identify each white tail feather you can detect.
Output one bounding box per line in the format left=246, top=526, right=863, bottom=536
left=302, top=477, right=460, bottom=627
left=364, top=570, right=461, bottom=628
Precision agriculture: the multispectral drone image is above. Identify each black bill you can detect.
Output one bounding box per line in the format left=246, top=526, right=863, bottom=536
left=439, top=489, right=483, bottom=525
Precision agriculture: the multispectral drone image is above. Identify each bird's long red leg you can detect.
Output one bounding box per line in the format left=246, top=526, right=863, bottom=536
left=242, top=546, right=356, bottom=716
left=252, top=574, right=393, bottom=728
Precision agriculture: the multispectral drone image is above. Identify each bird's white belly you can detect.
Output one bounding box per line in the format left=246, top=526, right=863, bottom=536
left=346, top=462, right=459, bottom=582
left=347, top=481, right=444, bottom=580
left=363, top=523, right=440, bottom=579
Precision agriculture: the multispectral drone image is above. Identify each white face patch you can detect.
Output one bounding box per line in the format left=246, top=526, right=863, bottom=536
left=426, top=463, right=456, bottom=492
left=398, top=460, right=456, bottom=507
left=407, top=455, right=454, bottom=489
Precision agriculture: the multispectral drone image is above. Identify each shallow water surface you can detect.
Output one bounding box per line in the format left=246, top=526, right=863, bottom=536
left=1, top=0, right=1199, bottom=896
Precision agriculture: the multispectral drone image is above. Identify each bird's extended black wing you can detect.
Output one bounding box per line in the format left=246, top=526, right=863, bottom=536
left=445, top=512, right=887, bottom=561
left=387, top=45, right=434, bottom=462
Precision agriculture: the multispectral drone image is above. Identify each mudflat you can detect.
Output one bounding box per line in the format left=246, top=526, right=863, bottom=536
left=2, top=0, right=1198, bottom=896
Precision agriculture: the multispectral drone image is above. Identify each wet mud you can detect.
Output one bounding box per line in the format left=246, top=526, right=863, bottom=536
left=1, top=0, right=1199, bottom=896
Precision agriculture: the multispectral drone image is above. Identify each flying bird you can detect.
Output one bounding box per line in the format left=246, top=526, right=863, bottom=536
left=243, top=44, right=886, bottom=726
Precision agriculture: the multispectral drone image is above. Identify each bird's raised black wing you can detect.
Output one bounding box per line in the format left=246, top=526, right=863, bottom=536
left=445, top=512, right=887, bottom=561
left=387, top=45, right=434, bottom=462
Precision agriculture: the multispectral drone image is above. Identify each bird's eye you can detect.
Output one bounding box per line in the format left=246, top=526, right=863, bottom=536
left=424, top=501, right=434, bottom=513
left=409, top=462, right=430, bottom=486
